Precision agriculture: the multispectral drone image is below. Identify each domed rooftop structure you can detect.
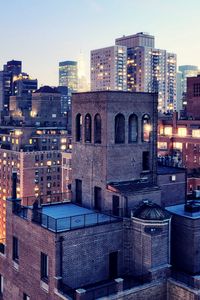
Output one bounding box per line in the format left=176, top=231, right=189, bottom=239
left=34, top=86, right=59, bottom=94
left=133, top=201, right=171, bottom=221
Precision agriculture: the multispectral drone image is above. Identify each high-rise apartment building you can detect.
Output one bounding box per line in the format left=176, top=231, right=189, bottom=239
left=12, top=72, right=37, bottom=96
left=0, top=60, right=38, bottom=122
left=0, top=86, right=71, bottom=241
left=0, top=60, right=21, bottom=111
left=90, top=45, right=127, bottom=91
left=0, top=60, right=37, bottom=113
left=116, top=32, right=177, bottom=112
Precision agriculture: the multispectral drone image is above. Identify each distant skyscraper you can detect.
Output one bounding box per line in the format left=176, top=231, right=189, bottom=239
left=90, top=45, right=127, bottom=91
left=177, top=65, right=199, bottom=112
left=179, top=65, right=199, bottom=94
left=59, top=61, right=78, bottom=117
left=116, top=32, right=177, bottom=112
left=12, top=72, right=37, bottom=96
left=0, top=60, right=37, bottom=113
left=59, top=61, right=78, bottom=91
left=0, top=60, right=22, bottom=111
left=77, top=52, right=90, bottom=92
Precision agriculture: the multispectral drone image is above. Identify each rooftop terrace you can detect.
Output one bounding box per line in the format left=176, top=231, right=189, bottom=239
left=14, top=201, right=122, bottom=232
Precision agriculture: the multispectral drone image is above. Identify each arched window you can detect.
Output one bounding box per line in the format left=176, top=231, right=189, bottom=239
left=142, top=114, right=151, bottom=142
left=85, top=113, right=92, bottom=143
left=128, top=114, right=138, bottom=143
left=94, top=114, right=101, bottom=144
left=115, top=113, right=125, bottom=144
left=76, top=113, right=82, bottom=142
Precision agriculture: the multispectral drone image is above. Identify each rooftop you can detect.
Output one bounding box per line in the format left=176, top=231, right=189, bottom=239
left=34, top=85, right=59, bottom=94
left=107, top=180, right=160, bottom=195
left=15, top=202, right=122, bottom=232
left=157, top=166, right=186, bottom=175
left=166, top=203, right=200, bottom=219
left=133, top=201, right=170, bottom=221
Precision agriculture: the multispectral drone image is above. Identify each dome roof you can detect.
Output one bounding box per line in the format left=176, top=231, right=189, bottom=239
left=133, top=201, right=170, bottom=221
left=34, top=86, right=59, bottom=94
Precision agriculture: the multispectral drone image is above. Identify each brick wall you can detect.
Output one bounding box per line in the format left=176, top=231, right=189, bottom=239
left=60, top=221, right=124, bottom=288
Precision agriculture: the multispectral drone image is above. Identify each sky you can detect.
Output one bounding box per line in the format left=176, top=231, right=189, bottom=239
left=0, top=0, right=200, bottom=86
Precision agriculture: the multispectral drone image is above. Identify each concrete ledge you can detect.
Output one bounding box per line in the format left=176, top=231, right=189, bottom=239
left=40, top=280, right=49, bottom=293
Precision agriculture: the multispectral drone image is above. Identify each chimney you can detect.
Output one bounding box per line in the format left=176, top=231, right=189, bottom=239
left=12, top=171, right=17, bottom=200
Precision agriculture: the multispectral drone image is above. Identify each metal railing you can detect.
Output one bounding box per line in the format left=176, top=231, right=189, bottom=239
left=13, top=202, right=28, bottom=219
left=21, top=192, right=71, bottom=207
left=32, top=210, right=122, bottom=232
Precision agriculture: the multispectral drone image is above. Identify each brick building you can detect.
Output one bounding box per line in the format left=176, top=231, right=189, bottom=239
left=0, top=86, right=72, bottom=241
left=72, top=91, right=159, bottom=212
left=186, top=75, right=200, bottom=119
left=0, top=91, right=197, bottom=300
left=158, top=112, right=200, bottom=193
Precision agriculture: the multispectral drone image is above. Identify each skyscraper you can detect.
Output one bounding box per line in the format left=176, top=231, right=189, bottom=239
left=177, top=65, right=199, bottom=112
left=0, top=60, right=37, bottom=113
left=0, top=60, right=22, bottom=111
left=90, top=45, right=127, bottom=91
left=58, top=61, right=78, bottom=116
left=59, top=60, right=78, bottom=91
left=116, top=32, right=177, bottom=112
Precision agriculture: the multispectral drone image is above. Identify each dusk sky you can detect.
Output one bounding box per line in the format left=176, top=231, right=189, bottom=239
left=0, top=0, right=200, bottom=86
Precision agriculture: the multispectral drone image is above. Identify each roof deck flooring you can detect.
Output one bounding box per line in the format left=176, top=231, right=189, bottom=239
left=40, top=203, right=119, bottom=232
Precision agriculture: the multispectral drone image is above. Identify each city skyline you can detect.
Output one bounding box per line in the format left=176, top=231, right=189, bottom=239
left=0, top=0, right=200, bottom=86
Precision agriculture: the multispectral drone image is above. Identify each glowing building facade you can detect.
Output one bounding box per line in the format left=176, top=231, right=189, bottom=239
left=90, top=45, right=127, bottom=91
left=116, top=32, right=177, bottom=112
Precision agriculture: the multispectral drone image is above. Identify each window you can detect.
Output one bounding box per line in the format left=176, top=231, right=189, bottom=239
left=23, top=293, right=30, bottom=300
left=173, top=142, right=182, bottom=150
left=157, top=142, right=167, bottom=149
left=75, top=179, right=82, bottom=204
left=94, top=114, right=101, bottom=144
left=94, top=186, right=102, bottom=211
left=128, top=114, right=138, bottom=143
left=142, top=114, right=151, bottom=142
left=0, top=274, right=3, bottom=294
left=192, top=129, right=200, bottom=138
left=170, top=175, right=176, bottom=182
left=142, top=151, right=150, bottom=171
left=85, top=114, right=92, bottom=143
left=12, top=236, right=19, bottom=262
left=115, top=113, right=125, bottom=144
left=75, top=113, right=82, bottom=142
left=193, top=83, right=200, bottom=97
left=177, top=127, right=187, bottom=137
left=41, top=252, right=48, bottom=281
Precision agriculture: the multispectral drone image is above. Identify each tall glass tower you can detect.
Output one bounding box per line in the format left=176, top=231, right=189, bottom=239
left=59, top=61, right=78, bottom=92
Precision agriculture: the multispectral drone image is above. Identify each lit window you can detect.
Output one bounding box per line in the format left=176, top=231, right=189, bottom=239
left=173, top=142, right=182, bottom=150
left=164, top=127, right=172, bottom=136
left=192, top=130, right=200, bottom=138
left=157, top=142, right=167, bottom=149
left=178, top=127, right=187, bottom=137
left=171, top=175, right=176, bottom=182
